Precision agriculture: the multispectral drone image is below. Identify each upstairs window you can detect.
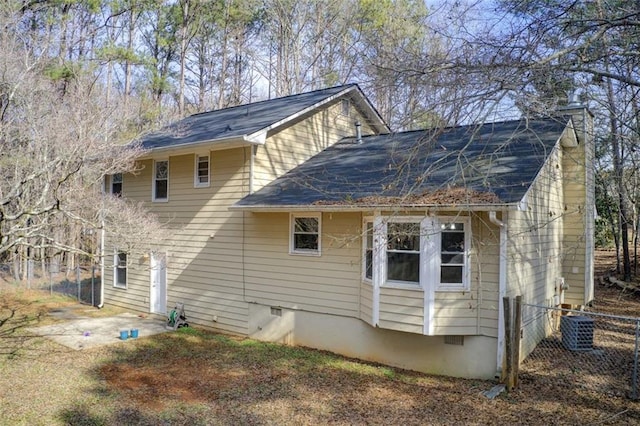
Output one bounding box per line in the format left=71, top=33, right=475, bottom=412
left=341, top=99, right=350, bottom=116
left=195, top=154, right=210, bottom=187
left=111, top=173, right=122, bottom=196
left=290, top=213, right=321, bottom=255
left=153, top=160, right=169, bottom=201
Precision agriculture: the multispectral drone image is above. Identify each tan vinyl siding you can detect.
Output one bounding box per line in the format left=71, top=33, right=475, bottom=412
left=431, top=212, right=499, bottom=337
left=475, top=212, right=501, bottom=338
left=507, top=144, right=564, bottom=302
left=104, top=148, right=250, bottom=335
left=360, top=282, right=374, bottom=325
left=562, top=136, right=590, bottom=305
left=253, top=101, right=376, bottom=191
left=243, top=212, right=362, bottom=316
left=506, top=143, right=564, bottom=359
left=103, top=250, right=150, bottom=312
left=378, top=286, right=424, bottom=334
left=433, top=293, right=477, bottom=335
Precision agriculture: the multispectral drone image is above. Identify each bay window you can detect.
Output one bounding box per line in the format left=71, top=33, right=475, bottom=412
left=363, top=216, right=470, bottom=291
left=386, top=222, right=421, bottom=284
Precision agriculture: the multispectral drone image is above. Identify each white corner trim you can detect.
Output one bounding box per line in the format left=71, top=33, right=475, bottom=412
left=489, top=211, right=508, bottom=375
left=372, top=216, right=384, bottom=326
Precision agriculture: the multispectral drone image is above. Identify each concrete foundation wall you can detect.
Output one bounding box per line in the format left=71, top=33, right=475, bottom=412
left=248, top=303, right=498, bottom=379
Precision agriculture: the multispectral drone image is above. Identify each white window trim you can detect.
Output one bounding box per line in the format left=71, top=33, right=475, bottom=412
left=435, top=216, right=471, bottom=292
left=113, top=250, right=127, bottom=289
left=194, top=153, right=210, bottom=188
left=153, top=159, right=169, bottom=202
left=383, top=216, right=424, bottom=289
left=362, top=215, right=471, bottom=292
left=362, top=217, right=374, bottom=283
left=289, top=213, right=321, bottom=256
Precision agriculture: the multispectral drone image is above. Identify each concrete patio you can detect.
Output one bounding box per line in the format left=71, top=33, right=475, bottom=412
left=27, top=310, right=170, bottom=350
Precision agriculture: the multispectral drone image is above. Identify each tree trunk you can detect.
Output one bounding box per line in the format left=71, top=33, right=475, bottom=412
left=178, top=0, right=189, bottom=115
left=606, top=75, right=632, bottom=280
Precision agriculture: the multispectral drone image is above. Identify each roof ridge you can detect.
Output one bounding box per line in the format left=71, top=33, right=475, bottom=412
left=343, top=116, right=561, bottom=140
left=188, top=84, right=358, bottom=118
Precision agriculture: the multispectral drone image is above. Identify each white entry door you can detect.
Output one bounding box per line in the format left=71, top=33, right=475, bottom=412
left=150, top=252, right=167, bottom=314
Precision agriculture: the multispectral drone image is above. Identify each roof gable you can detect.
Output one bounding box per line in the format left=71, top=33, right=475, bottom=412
left=137, top=84, right=388, bottom=152
left=234, top=117, right=571, bottom=210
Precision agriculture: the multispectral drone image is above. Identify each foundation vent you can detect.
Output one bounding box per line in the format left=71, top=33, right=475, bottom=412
left=270, top=307, right=282, bottom=317
left=444, top=335, right=465, bottom=346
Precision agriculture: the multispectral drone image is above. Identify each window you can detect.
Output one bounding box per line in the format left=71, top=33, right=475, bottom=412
left=290, top=214, right=320, bottom=255
left=153, top=160, right=169, bottom=201
left=439, top=221, right=466, bottom=289
left=341, top=99, right=350, bottom=116
left=386, top=222, right=421, bottom=284
left=195, top=154, right=210, bottom=187
left=111, top=173, right=122, bottom=196
left=364, top=221, right=374, bottom=280
left=363, top=216, right=470, bottom=291
left=114, top=251, right=127, bottom=288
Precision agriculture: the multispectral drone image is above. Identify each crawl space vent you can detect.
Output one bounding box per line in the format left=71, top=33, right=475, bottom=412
left=444, top=335, right=464, bottom=346
left=270, top=307, right=282, bottom=317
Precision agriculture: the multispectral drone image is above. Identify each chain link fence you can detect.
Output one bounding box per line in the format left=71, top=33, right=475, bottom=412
left=520, top=303, right=639, bottom=399
left=0, top=261, right=101, bottom=307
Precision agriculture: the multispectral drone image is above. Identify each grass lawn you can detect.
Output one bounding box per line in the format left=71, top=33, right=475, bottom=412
left=1, top=252, right=639, bottom=425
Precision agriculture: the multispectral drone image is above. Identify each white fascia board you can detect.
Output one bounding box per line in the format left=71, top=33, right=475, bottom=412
left=351, top=94, right=390, bottom=134
left=137, top=134, right=263, bottom=159
left=515, top=137, right=564, bottom=211
left=244, top=86, right=390, bottom=140
left=244, top=88, right=355, bottom=140
left=560, top=120, right=579, bottom=148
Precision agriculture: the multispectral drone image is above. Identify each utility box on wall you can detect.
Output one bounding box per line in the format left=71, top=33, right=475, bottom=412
left=560, top=315, right=594, bottom=351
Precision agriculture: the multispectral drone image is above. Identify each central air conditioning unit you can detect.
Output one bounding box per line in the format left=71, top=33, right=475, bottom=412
left=560, top=315, right=594, bottom=351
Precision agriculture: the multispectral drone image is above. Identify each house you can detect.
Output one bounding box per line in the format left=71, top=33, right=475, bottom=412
left=102, top=84, right=594, bottom=379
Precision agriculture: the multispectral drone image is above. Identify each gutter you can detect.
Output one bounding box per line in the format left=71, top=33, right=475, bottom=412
left=137, top=134, right=264, bottom=159
left=489, top=211, right=507, bottom=376
left=229, top=203, right=519, bottom=213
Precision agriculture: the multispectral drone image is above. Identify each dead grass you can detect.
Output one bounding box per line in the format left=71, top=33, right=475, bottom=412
left=1, top=251, right=640, bottom=425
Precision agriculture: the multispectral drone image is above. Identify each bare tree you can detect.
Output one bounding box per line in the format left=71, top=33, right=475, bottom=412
left=0, top=4, right=166, bottom=277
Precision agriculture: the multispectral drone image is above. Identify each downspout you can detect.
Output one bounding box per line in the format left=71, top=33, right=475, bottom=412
left=249, top=145, right=256, bottom=194
left=98, top=218, right=105, bottom=308
left=98, top=177, right=106, bottom=308
left=489, top=211, right=507, bottom=376
left=243, top=145, right=256, bottom=304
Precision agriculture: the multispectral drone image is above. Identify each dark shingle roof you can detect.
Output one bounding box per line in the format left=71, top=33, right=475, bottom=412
left=138, top=85, right=374, bottom=150
left=234, top=117, right=571, bottom=209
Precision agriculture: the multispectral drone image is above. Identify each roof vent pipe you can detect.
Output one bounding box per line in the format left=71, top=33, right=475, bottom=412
left=355, top=121, right=362, bottom=144
left=567, top=89, right=581, bottom=107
